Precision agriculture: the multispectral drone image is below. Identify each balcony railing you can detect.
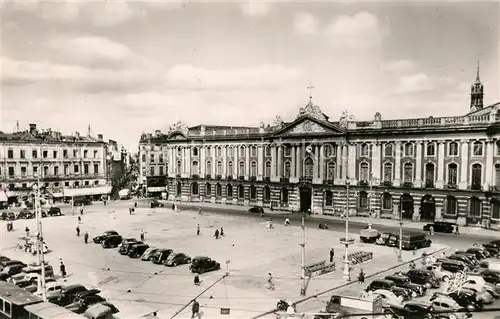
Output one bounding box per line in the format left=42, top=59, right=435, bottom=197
left=205, top=174, right=211, bottom=179
left=238, top=176, right=245, bottom=181
left=383, top=180, right=393, bottom=187
left=280, top=177, right=289, bottom=183
left=299, top=176, right=313, bottom=182
left=424, top=181, right=435, bottom=189
left=358, top=180, right=368, bottom=186
left=191, top=174, right=200, bottom=179
left=402, top=182, right=413, bottom=188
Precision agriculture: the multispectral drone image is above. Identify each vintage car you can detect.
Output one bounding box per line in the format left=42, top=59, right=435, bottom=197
left=47, top=284, right=88, bottom=306
left=360, top=228, right=379, bottom=243
left=430, top=295, right=472, bottom=319
left=118, top=238, right=137, bottom=248
left=384, top=274, right=426, bottom=297
left=45, top=207, right=63, bottom=217
left=375, top=233, right=394, bottom=246
left=248, top=206, right=264, bottom=214
left=140, top=248, right=159, bottom=261
left=119, top=242, right=144, bottom=255
left=65, top=289, right=106, bottom=314
left=93, top=231, right=119, bottom=244
left=384, top=300, right=436, bottom=319
left=189, top=256, right=221, bottom=274
left=423, top=221, right=455, bottom=233
left=165, top=252, right=191, bottom=267
left=101, top=235, right=123, bottom=248
left=152, top=249, right=173, bottom=264
left=128, top=244, right=150, bottom=258
left=482, top=243, right=500, bottom=257
left=22, top=264, right=54, bottom=277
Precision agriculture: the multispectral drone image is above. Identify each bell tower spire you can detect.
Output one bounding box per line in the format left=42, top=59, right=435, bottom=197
left=470, top=60, right=484, bottom=112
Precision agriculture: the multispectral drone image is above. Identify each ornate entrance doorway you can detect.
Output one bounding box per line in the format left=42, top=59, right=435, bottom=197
left=421, top=195, right=436, bottom=221
left=299, top=186, right=312, bottom=213
left=400, top=194, right=414, bottom=219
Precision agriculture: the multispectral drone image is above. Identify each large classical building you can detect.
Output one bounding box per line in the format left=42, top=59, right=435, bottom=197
left=138, top=70, right=500, bottom=229
left=0, top=124, right=111, bottom=203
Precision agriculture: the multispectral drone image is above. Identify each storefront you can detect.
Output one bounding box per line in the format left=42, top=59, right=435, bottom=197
left=147, top=186, right=168, bottom=199
left=63, top=186, right=112, bottom=202
left=146, top=176, right=167, bottom=199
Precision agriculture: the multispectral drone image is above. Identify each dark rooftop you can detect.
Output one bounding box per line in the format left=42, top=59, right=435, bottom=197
left=0, top=124, right=104, bottom=144
left=0, top=281, right=43, bottom=305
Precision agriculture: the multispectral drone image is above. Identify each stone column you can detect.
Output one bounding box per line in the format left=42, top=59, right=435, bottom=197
left=485, top=140, right=494, bottom=189
left=319, top=145, right=325, bottom=181
left=348, top=143, right=356, bottom=184
left=212, top=149, right=217, bottom=177
left=415, top=141, right=423, bottom=188
left=313, top=145, right=319, bottom=181
left=182, top=147, right=187, bottom=177
left=277, top=145, right=283, bottom=178
left=271, top=146, right=277, bottom=179
left=200, top=146, right=206, bottom=177
left=296, top=146, right=302, bottom=178
left=371, top=142, right=381, bottom=185
left=394, top=142, right=401, bottom=187
left=291, top=146, right=296, bottom=178
left=257, top=144, right=264, bottom=180
left=222, top=145, right=227, bottom=178
left=336, top=144, right=342, bottom=183
left=245, top=145, right=250, bottom=179
left=436, top=141, right=445, bottom=188
left=459, top=140, right=469, bottom=190
left=341, top=144, right=348, bottom=180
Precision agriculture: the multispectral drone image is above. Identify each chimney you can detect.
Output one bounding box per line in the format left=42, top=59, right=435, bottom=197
left=29, top=124, right=37, bottom=134
left=75, top=131, right=80, bottom=139
left=97, top=134, right=103, bottom=142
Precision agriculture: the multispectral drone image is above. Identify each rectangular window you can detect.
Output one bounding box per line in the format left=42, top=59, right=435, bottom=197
left=94, top=164, right=99, bottom=174
left=403, top=164, right=413, bottom=182
left=63, top=149, right=68, bottom=158
left=73, top=149, right=78, bottom=157
left=142, top=154, right=146, bottom=162
left=64, top=165, right=68, bottom=175
left=448, top=142, right=458, bottom=156
left=206, top=147, right=212, bottom=157
left=383, top=163, right=393, bottom=182
left=74, top=181, right=80, bottom=187
left=404, top=143, right=414, bottom=157
left=20, top=150, right=25, bottom=159
left=150, top=167, right=155, bottom=176
left=94, top=150, right=98, bottom=158
left=54, top=166, right=59, bottom=175
left=150, top=154, right=155, bottom=163
left=33, top=166, right=38, bottom=176
left=250, top=146, right=257, bottom=157
left=239, top=147, right=245, bottom=157
left=265, top=146, right=271, bottom=157
left=43, top=166, right=48, bottom=176
left=7, top=149, right=13, bottom=159
left=448, top=165, right=458, bottom=185
left=84, top=164, right=89, bottom=174
left=473, top=142, right=483, bottom=156
left=32, top=149, right=38, bottom=158
left=159, top=154, right=164, bottom=163
left=43, top=150, right=48, bottom=158
left=74, top=165, right=79, bottom=173
left=53, top=150, right=57, bottom=158
left=21, top=167, right=27, bottom=176
left=65, top=182, right=70, bottom=187
left=159, top=166, right=164, bottom=175
left=284, top=147, right=291, bottom=157
left=426, top=143, right=435, bottom=156
left=384, top=144, right=393, bottom=157
left=83, top=150, right=88, bottom=158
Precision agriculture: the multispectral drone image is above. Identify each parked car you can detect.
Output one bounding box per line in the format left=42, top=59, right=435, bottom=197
left=74, top=197, right=92, bottom=206
left=0, top=259, right=26, bottom=270
left=34, top=281, right=63, bottom=296
left=24, top=277, right=56, bottom=292
left=165, top=253, right=191, bottom=267
left=93, top=230, right=119, bottom=244
left=365, top=279, right=412, bottom=301
left=448, top=254, right=476, bottom=269
left=360, top=228, right=380, bottom=243
left=430, top=295, right=471, bottom=319
left=248, top=206, right=264, bottom=214
left=189, top=256, right=221, bottom=274
left=118, top=238, right=137, bottom=249
left=369, top=289, right=403, bottom=307
left=376, top=233, right=394, bottom=246
left=423, top=265, right=453, bottom=283
left=47, top=284, right=88, bottom=306
left=384, top=274, right=426, bottom=297
left=482, top=243, right=500, bottom=257
left=434, top=290, right=484, bottom=311
left=152, top=249, right=173, bottom=264
left=465, top=275, right=500, bottom=296
left=463, top=281, right=498, bottom=300
left=478, top=259, right=500, bottom=272
left=459, top=286, right=494, bottom=304
left=403, top=269, right=441, bottom=289
left=388, top=233, right=431, bottom=250
left=384, top=300, right=436, bottom=319
left=22, top=264, right=54, bottom=277
left=119, top=242, right=144, bottom=255
left=2, top=264, right=27, bottom=277
left=481, top=269, right=500, bottom=285
left=1, top=212, right=15, bottom=220
left=0, top=256, right=10, bottom=263
left=437, top=259, right=469, bottom=274
left=46, top=207, right=63, bottom=216
left=101, top=235, right=123, bottom=248
left=140, top=248, right=159, bottom=261
left=466, top=247, right=490, bottom=260
left=149, top=199, right=164, bottom=208
left=128, top=244, right=150, bottom=258
left=65, top=290, right=106, bottom=314
left=490, top=239, right=500, bottom=247
left=18, top=210, right=35, bottom=219
left=423, top=221, right=455, bottom=233
left=454, top=252, right=479, bottom=266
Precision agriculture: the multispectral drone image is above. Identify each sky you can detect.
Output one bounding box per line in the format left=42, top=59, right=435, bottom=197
left=1, top=0, right=499, bottom=150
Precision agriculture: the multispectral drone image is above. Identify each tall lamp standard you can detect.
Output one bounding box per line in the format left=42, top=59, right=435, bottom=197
left=398, top=209, right=404, bottom=262
left=341, top=179, right=353, bottom=282
left=368, top=173, right=379, bottom=229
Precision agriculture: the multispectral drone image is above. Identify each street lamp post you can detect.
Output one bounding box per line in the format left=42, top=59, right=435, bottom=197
left=341, top=180, right=352, bottom=282
left=398, top=209, right=404, bottom=262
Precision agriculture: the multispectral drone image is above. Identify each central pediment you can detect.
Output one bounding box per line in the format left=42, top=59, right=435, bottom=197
left=272, top=115, right=344, bottom=137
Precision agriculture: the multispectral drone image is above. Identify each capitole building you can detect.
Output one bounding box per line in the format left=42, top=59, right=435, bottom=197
left=138, top=68, right=500, bottom=230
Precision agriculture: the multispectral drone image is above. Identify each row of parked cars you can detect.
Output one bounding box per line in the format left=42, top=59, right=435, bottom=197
left=93, top=230, right=222, bottom=274
left=0, top=255, right=118, bottom=318
left=1, top=206, right=63, bottom=220
left=361, top=239, right=500, bottom=318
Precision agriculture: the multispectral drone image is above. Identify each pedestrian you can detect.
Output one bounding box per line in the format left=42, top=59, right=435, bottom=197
left=214, top=229, right=219, bottom=239
left=429, top=225, right=434, bottom=236
left=191, top=299, right=200, bottom=319
left=25, top=226, right=30, bottom=237
left=194, top=273, right=200, bottom=286
left=269, top=219, right=274, bottom=229
left=129, top=207, right=132, bottom=215
left=197, top=224, right=200, bottom=236
left=84, top=231, right=89, bottom=244
left=60, top=261, right=67, bottom=278
left=80, top=206, right=84, bottom=215
left=198, top=207, right=202, bottom=215
left=267, top=273, right=275, bottom=290
left=78, top=216, right=81, bottom=224
left=413, top=246, right=417, bottom=256
left=134, top=202, right=138, bottom=208
left=284, top=218, right=290, bottom=226
left=172, top=203, right=175, bottom=211
left=220, top=227, right=224, bottom=237
left=76, top=226, right=80, bottom=237
left=358, top=269, right=365, bottom=284
left=455, top=224, right=460, bottom=235
left=330, top=248, right=335, bottom=263
left=140, top=230, right=145, bottom=241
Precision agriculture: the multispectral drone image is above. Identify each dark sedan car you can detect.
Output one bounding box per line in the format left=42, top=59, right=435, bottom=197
left=149, top=200, right=164, bottom=208
left=46, top=207, right=63, bottom=216
left=384, top=274, right=426, bottom=297
left=93, top=230, right=119, bottom=244
left=482, top=243, right=500, bottom=257
left=47, top=284, right=88, bottom=306
left=466, top=247, right=490, bottom=260
left=248, top=206, right=264, bottom=214
left=189, top=256, right=221, bottom=274
left=433, top=290, right=484, bottom=311
left=128, top=244, right=149, bottom=258
left=152, top=249, right=173, bottom=264
left=481, top=270, right=500, bottom=285
left=165, top=253, right=191, bottom=267
left=65, top=294, right=106, bottom=314
left=423, top=221, right=455, bottom=233
left=101, top=235, right=123, bottom=248
left=119, top=242, right=144, bottom=255
left=385, top=301, right=436, bottom=319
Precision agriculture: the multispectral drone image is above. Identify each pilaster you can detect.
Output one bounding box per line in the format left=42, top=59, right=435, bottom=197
left=277, top=145, right=283, bottom=178
left=394, top=142, right=401, bottom=187
left=341, top=144, right=348, bottom=181
left=257, top=145, right=264, bottom=181
left=436, top=141, right=445, bottom=189
left=336, top=144, right=342, bottom=184
left=348, top=143, right=357, bottom=185
left=459, top=140, right=469, bottom=190
left=313, top=145, right=319, bottom=183
left=222, top=145, right=227, bottom=178
left=371, top=142, right=381, bottom=185
left=296, top=145, right=302, bottom=178
left=245, top=145, right=250, bottom=179
left=187, top=146, right=192, bottom=176
left=484, top=140, right=494, bottom=189
left=319, top=145, right=325, bottom=181
left=414, top=141, right=423, bottom=188
left=200, top=146, right=206, bottom=176
left=291, top=145, right=296, bottom=179
left=271, top=146, right=276, bottom=179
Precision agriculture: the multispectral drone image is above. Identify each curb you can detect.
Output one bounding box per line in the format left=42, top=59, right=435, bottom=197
left=250, top=246, right=448, bottom=319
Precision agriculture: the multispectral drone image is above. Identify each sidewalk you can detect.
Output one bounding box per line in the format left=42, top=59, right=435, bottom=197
left=167, top=200, right=500, bottom=237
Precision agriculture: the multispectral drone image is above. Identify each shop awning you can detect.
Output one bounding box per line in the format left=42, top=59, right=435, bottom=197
left=63, top=186, right=112, bottom=197
left=0, top=191, right=7, bottom=202
left=6, top=190, right=31, bottom=198
left=50, top=192, right=64, bottom=198
left=147, top=186, right=167, bottom=192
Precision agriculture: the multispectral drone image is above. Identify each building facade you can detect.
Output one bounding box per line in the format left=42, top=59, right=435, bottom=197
left=138, top=71, right=500, bottom=229
left=0, top=124, right=110, bottom=202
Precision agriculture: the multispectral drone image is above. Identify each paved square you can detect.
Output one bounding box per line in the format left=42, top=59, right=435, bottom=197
left=0, top=203, right=445, bottom=318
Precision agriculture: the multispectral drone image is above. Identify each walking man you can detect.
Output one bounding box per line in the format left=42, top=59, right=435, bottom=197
left=60, top=261, right=67, bottom=278
left=267, top=273, right=275, bottom=290
left=455, top=224, right=460, bottom=235
left=197, top=224, right=200, bottom=236
left=214, top=229, right=220, bottom=239
left=76, top=226, right=80, bottom=237
left=78, top=216, right=81, bottom=224
left=358, top=269, right=365, bottom=284
left=140, top=230, right=145, bottom=241
left=84, top=231, right=89, bottom=244
left=191, top=299, right=201, bottom=319
left=220, top=227, right=224, bottom=237
left=194, top=273, right=200, bottom=286
left=25, top=226, right=30, bottom=237
left=329, top=248, right=335, bottom=263
left=80, top=206, right=84, bottom=215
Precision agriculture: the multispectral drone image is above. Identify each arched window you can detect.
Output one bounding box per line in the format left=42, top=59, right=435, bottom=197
left=325, top=190, right=333, bottom=206
left=226, top=184, right=233, bottom=198
left=444, top=195, right=457, bottom=216
left=216, top=161, right=222, bottom=175
left=265, top=161, right=271, bottom=177
left=206, top=161, right=212, bottom=175
left=471, top=163, right=482, bottom=189
left=403, top=163, right=413, bottom=182
left=250, top=161, right=257, bottom=177
left=359, top=162, right=369, bottom=181
left=448, top=142, right=459, bottom=156
left=426, top=143, right=435, bottom=156
left=448, top=163, right=458, bottom=186
left=469, top=197, right=482, bottom=217
left=304, top=158, right=314, bottom=179
left=284, top=162, right=291, bottom=178
left=384, top=143, right=393, bottom=157
left=238, top=161, right=245, bottom=177
left=425, top=163, right=435, bottom=187
left=216, top=183, right=222, bottom=197
left=263, top=186, right=271, bottom=202
left=205, top=183, right=212, bottom=197
left=383, top=162, right=393, bottom=182
left=176, top=181, right=182, bottom=196
left=191, top=182, right=198, bottom=195
left=191, top=161, right=199, bottom=175
left=216, top=146, right=222, bottom=157
left=326, top=162, right=335, bottom=180
left=404, top=143, right=414, bottom=157
left=238, top=185, right=244, bottom=199
left=250, top=185, right=256, bottom=200
left=176, top=160, right=182, bottom=174
left=472, top=141, right=483, bottom=156
left=359, top=191, right=368, bottom=209
left=239, top=146, right=245, bottom=157
left=360, top=143, right=369, bottom=157
left=281, top=188, right=289, bottom=203
left=382, top=193, right=392, bottom=210
left=227, top=161, right=233, bottom=176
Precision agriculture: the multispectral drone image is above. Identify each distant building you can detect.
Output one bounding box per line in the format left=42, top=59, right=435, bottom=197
left=138, top=66, right=500, bottom=229
left=0, top=124, right=110, bottom=203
